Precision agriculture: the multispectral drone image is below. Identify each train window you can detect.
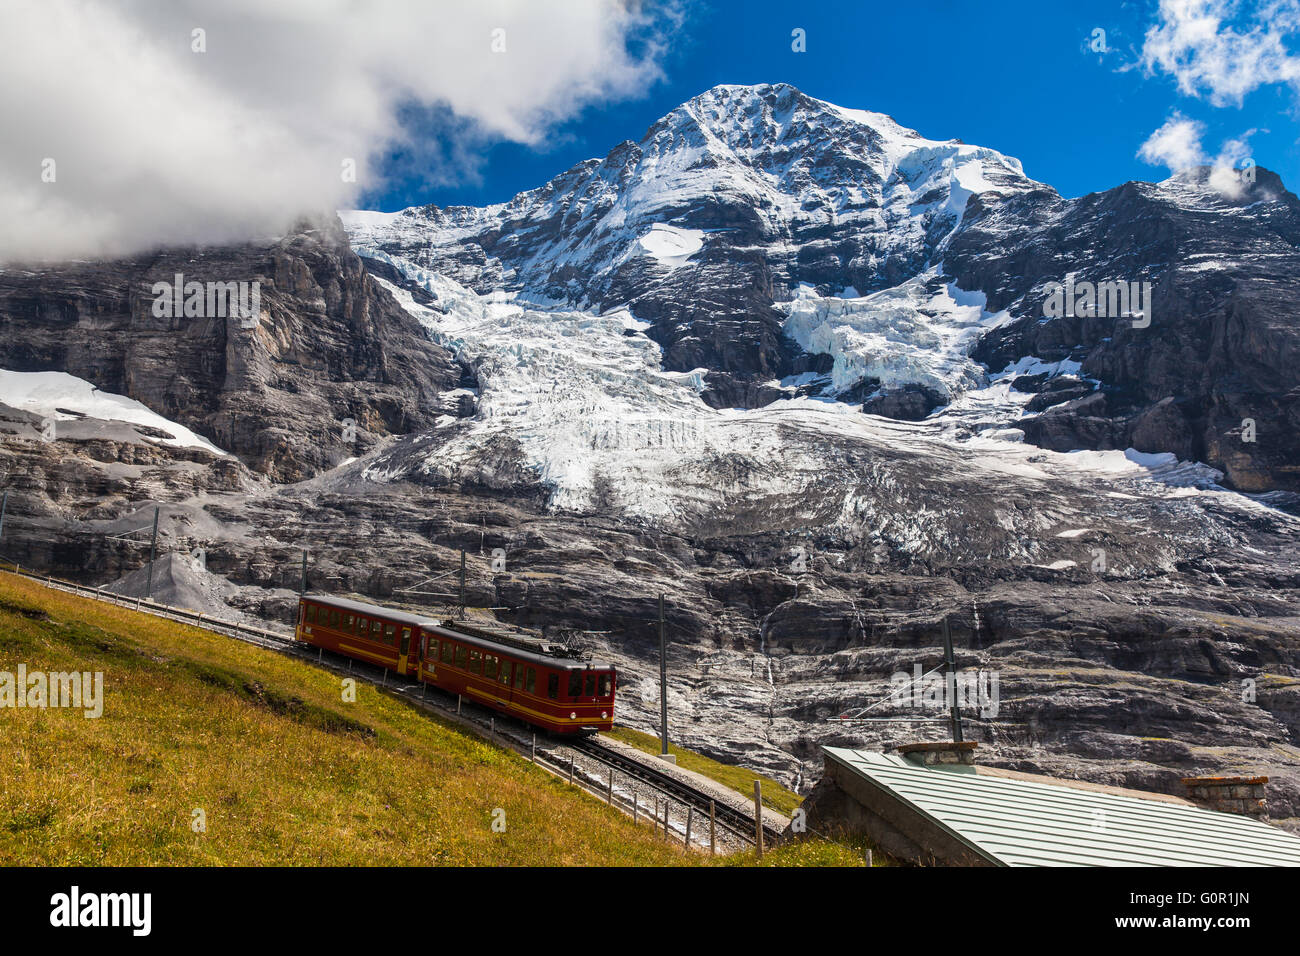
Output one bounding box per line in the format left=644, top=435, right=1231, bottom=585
left=585, top=672, right=596, bottom=697
left=454, top=645, right=467, bottom=669
left=546, top=673, right=558, bottom=699
left=344, top=613, right=354, bottom=633
left=599, top=673, right=613, bottom=698
left=307, top=605, right=317, bottom=624
left=371, top=619, right=383, bottom=640
left=355, top=617, right=368, bottom=637
left=425, top=638, right=437, bottom=661
left=399, top=627, right=411, bottom=655
left=567, top=671, right=582, bottom=698
left=526, top=668, right=536, bottom=694
left=468, top=650, right=481, bottom=674
left=484, top=655, right=498, bottom=680
left=499, top=661, right=512, bottom=686
left=328, top=609, right=339, bottom=628
left=385, top=623, right=396, bottom=645
left=513, top=664, right=526, bottom=689
left=442, top=642, right=455, bottom=665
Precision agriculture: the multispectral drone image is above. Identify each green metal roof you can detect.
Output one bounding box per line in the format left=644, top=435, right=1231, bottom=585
left=826, top=748, right=1300, bottom=867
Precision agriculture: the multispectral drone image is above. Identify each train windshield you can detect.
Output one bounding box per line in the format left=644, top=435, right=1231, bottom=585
left=598, top=673, right=613, bottom=698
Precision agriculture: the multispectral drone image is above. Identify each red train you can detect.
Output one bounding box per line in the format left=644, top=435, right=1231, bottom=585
left=294, top=594, right=616, bottom=734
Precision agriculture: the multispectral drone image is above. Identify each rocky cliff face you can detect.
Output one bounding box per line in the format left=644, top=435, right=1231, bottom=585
left=0, top=216, right=461, bottom=482
left=950, top=166, right=1300, bottom=493
left=3, top=84, right=1300, bottom=825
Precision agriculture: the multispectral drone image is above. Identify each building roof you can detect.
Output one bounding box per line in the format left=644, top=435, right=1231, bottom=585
left=825, top=747, right=1300, bottom=867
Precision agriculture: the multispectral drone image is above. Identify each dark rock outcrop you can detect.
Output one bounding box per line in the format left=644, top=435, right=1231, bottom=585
left=953, top=166, right=1300, bottom=491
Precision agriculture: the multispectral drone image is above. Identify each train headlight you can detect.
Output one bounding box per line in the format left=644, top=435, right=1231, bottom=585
left=601, top=712, right=608, bottom=719
left=570, top=712, right=577, bottom=720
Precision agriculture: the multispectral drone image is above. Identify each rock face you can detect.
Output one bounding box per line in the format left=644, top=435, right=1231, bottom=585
left=951, top=166, right=1300, bottom=493
left=0, top=216, right=460, bottom=481
left=3, top=83, right=1300, bottom=827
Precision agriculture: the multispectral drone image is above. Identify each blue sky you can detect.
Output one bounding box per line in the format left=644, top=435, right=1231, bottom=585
left=368, top=0, right=1299, bottom=211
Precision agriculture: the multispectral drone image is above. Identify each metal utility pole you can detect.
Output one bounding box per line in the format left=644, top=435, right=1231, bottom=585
left=458, top=549, right=466, bottom=619
left=659, top=593, right=668, bottom=757
left=942, top=616, right=963, bottom=743
left=300, top=550, right=308, bottom=595
left=145, top=506, right=160, bottom=602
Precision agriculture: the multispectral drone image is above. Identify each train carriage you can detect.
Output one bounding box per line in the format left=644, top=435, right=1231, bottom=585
left=295, top=594, right=615, bottom=735
left=296, top=594, right=426, bottom=675
left=418, top=622, right=615, bottom=734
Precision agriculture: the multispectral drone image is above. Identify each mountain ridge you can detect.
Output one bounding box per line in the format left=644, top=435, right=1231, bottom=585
left=347, top=81, right=1300, bottom=493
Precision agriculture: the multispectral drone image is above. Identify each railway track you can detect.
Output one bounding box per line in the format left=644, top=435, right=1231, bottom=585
left=572, top=736, right=784, bottom=846
left=3, top=565, right=780, bottom=850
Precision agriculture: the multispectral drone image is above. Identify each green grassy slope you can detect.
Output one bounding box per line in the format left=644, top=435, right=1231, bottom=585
left=0, top=572, right=861, bottom=867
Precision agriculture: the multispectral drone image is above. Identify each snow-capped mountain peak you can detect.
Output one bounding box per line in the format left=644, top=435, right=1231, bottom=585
left=343, top=83, right=1052, bottom=422
left=343, top=82, right=1045, bottom=309
left=343, top=82, right=1300, bottom=512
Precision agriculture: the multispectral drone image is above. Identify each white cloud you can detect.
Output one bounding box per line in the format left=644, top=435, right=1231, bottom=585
left=0, top=0, right=677, bottom=263
left=1207, top=129, right=1258, bottom=195
left=1137, top=113, right=1209, bottom=169
left=1138, top=111, right=1260, bottom=197
left=1140, top=0, right=1300, bottom=106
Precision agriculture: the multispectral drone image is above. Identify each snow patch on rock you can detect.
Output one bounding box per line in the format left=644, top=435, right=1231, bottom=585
left=637, top=223, right=705, bottom=268
left=0, top=369, right=228, bottom=455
